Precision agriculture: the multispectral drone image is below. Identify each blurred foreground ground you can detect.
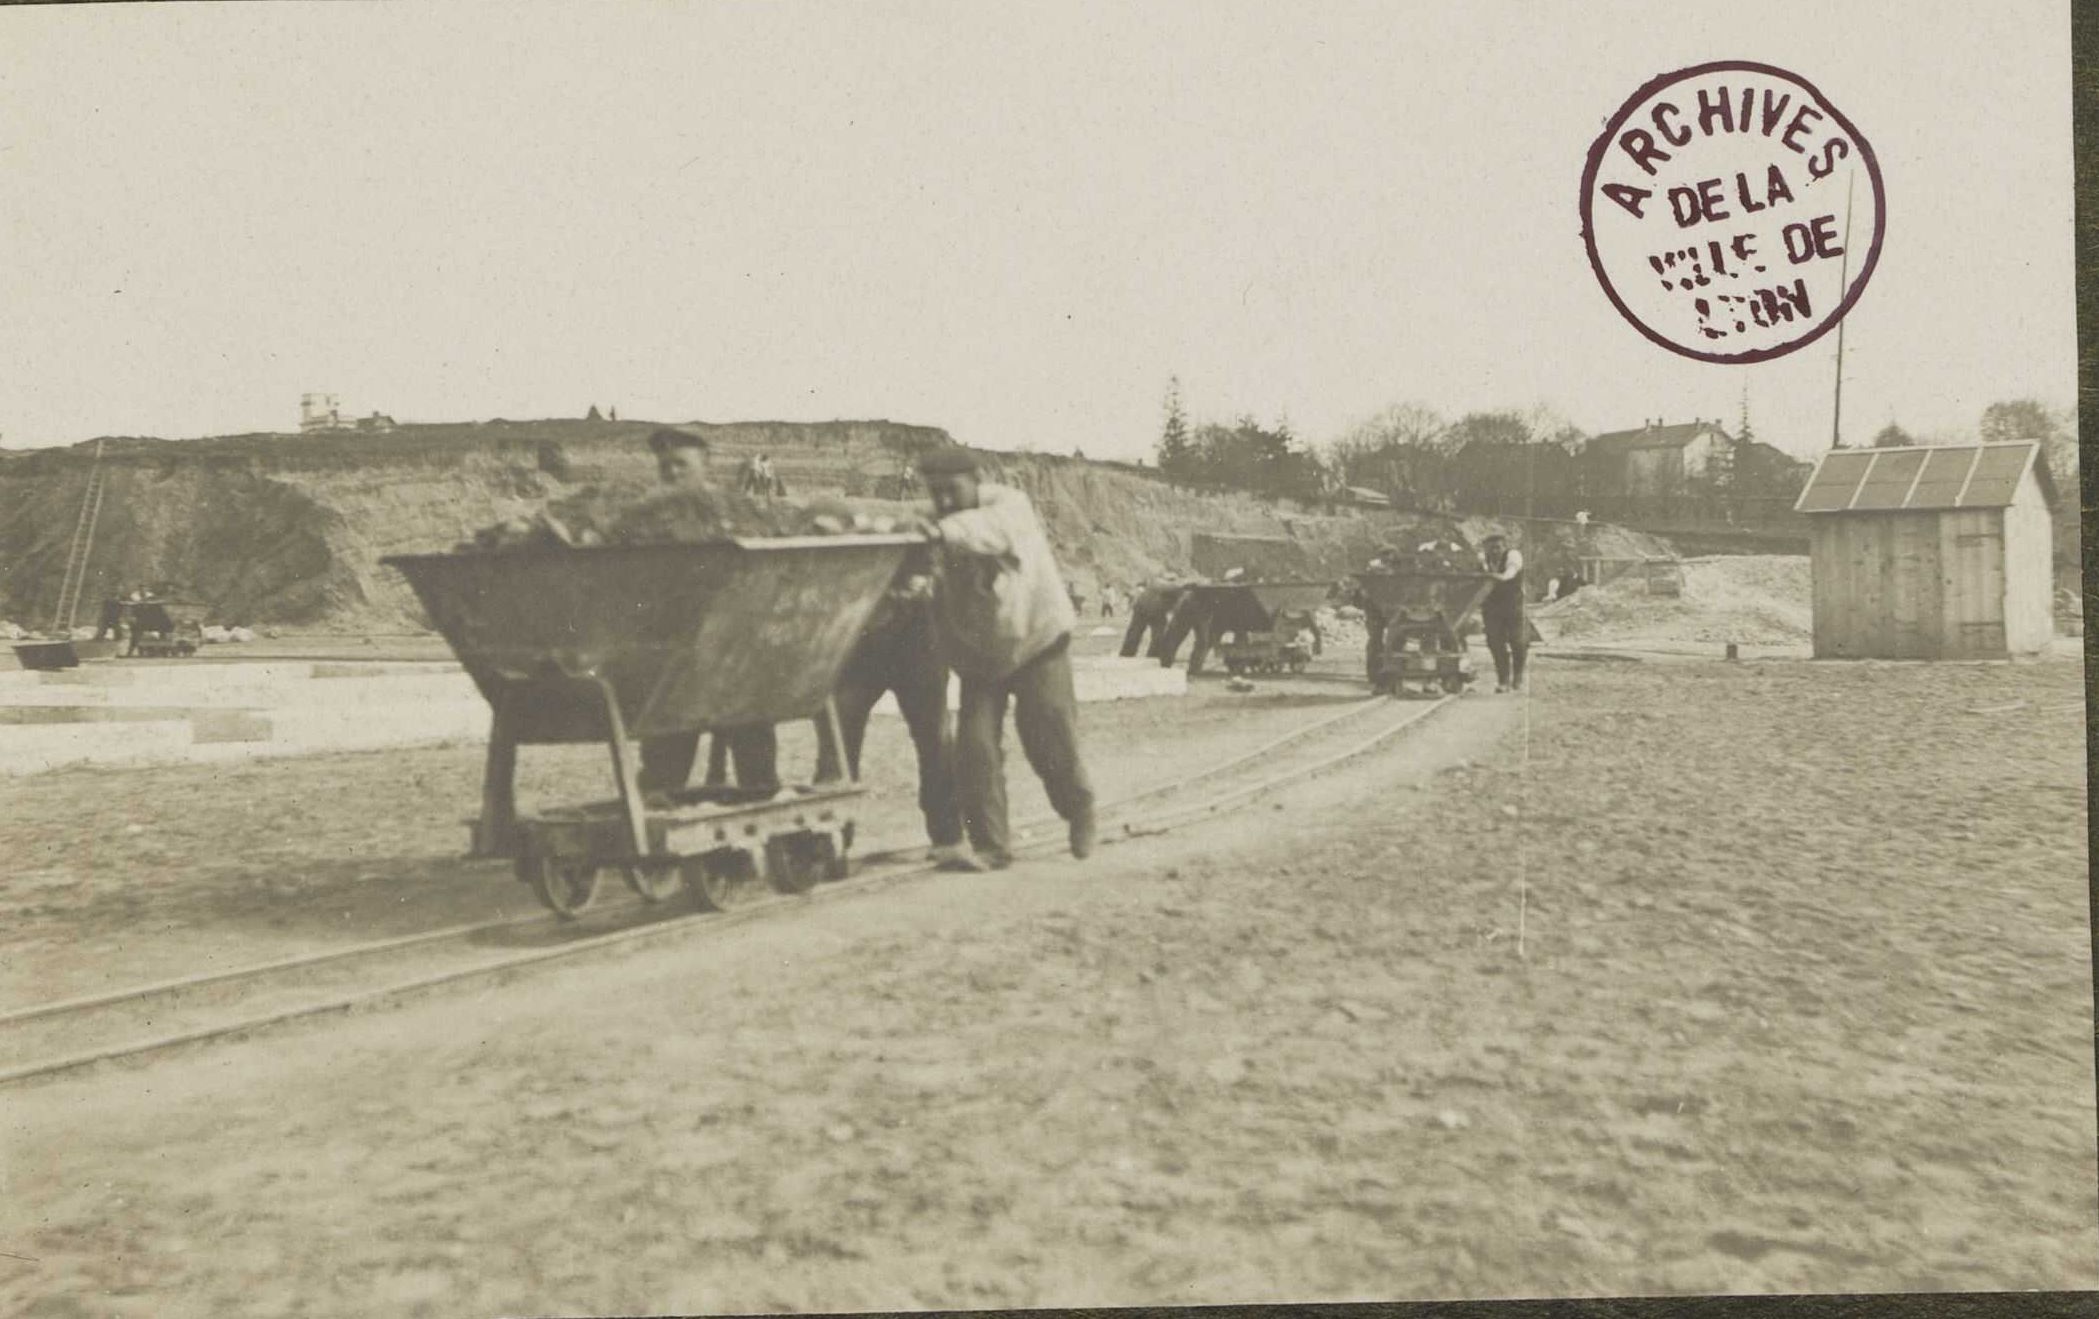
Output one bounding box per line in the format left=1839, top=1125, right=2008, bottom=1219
left=1, top=653, right=2092, bottom=1314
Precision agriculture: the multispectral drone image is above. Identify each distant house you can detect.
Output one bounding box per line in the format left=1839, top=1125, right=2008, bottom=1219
left=1795, top=441, right=2058, bottom=659
left=301, top=394, right=392, bottom=434
left=299, top=393, right=347, bottom=433
left=1585, top=418, right=1733, bottom=495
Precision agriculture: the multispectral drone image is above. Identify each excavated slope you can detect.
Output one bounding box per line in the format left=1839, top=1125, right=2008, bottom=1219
left=0, top=420, right=1674, bottom=631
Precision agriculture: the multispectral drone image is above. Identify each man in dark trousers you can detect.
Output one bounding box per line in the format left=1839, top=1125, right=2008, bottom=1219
left=1479, top=533, right=1528, bottom=694
left=1155, top=578, right=1265, bottom=674
left=1120, top=578, right=1185, bottom=659
left=916, top=445, right=1095, bottom=871
left=809, top=542, right=967, bottom=864
left=636, top=427, right=781, bottom=799
left=1355, top=553, right=1392, bottom=686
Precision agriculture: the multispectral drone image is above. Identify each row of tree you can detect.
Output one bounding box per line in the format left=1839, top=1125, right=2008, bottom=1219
left=1154, top=378, right=2078, bottom=527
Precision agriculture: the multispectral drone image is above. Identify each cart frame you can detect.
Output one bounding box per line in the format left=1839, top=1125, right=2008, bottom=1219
left=385, top=535, right=917, bottom=916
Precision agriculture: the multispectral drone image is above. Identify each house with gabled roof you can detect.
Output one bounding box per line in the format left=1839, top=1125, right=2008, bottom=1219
left=1584, top=417, right=1734, bottom=496
left=1794, top=441, right=2058, bottom=658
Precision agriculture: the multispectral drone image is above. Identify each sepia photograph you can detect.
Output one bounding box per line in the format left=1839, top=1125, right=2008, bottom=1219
left=0, top=2, right=2090, bottom=1314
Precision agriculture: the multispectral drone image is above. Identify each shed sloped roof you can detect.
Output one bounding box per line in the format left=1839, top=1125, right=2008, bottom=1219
left=1794, top=442, right=2055, bottom=514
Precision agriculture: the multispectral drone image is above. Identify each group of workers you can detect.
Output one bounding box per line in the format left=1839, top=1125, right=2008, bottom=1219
left=94, top=586, right=188, bottom=656
left=637, top=426, right=1094, bottom=873
left=1118, top=532, right=1534, bottom=694
left=559, top=425, right=1552, bottom=878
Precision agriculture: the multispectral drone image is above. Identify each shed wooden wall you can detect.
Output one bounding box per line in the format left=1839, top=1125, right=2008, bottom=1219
left=1809, top=507, right=2024, bottom=659
left=1999, top=466, right=2056, bottom=654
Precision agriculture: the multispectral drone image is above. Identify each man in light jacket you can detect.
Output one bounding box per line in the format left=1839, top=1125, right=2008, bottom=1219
left=916, top=446, right=1096, bottom=871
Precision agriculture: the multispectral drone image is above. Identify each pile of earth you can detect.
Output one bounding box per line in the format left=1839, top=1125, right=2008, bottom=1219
left=1535, top=555, right=1811, bottom=645
left=460, top=485, right=913, bottom=551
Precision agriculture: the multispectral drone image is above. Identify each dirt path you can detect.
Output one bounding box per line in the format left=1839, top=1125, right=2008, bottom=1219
left=0, top=674, right=1354, bottom=1008
left=2, top=659, right=2092, bottom=1315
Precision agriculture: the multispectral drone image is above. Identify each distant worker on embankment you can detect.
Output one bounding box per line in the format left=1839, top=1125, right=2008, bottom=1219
left=915, top=444, right=1096, bottom=871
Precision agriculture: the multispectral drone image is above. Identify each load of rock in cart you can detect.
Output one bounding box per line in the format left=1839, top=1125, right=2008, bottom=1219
left=457, top=484, right=912, bottom=552
left=1370, top=540, right=1478, bottom=575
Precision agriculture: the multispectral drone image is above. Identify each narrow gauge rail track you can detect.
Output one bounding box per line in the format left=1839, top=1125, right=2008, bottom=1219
left=0, top=693, right=1453, bottom=1088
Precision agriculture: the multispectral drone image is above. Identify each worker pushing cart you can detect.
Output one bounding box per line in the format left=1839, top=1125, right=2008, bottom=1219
left=1479, top=533, right=1529, bottom=693
left=915, top=445, right=1096, bottom=872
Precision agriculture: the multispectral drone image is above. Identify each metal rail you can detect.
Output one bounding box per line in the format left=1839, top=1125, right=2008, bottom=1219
left=0, top=693, right=1453, bottom=1088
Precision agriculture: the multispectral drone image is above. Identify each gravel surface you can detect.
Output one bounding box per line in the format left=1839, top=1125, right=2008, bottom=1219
left=1538, top=555, right=1811, bottom=646
left=1, top=656, right=2091, bottom=1314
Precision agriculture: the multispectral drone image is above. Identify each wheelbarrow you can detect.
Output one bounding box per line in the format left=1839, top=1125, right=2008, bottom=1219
left=1182, top=580, right=1333, bottom=676
left=384, top=534, right=918, bottom=917
left=1354, top=567, right=1494, bottom=697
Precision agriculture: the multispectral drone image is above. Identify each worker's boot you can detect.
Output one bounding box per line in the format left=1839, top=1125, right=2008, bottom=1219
left=1069, top=806, right=1097, bottom=860
left=937, top=847, right=1010, bottom=873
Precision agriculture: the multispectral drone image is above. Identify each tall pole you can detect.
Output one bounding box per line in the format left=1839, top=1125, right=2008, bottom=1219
left=1830, top=172, right=1855, bottom=449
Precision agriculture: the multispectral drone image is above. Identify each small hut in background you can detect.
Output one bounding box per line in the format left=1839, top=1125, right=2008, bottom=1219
left=1794, top=441, right=2058, bottom=659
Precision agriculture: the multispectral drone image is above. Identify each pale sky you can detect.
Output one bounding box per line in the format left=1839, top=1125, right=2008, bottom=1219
left=0, top=1, right=2074, bottom=459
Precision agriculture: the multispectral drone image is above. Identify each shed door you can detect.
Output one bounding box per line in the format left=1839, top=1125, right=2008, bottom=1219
left=1940, top=511, right=2007, bottom=658
left=1882, top=514, right=1939, bottom=659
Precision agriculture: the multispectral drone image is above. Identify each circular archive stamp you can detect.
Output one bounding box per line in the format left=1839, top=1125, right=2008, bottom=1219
left=1580, top=60, right=1886, bottom=363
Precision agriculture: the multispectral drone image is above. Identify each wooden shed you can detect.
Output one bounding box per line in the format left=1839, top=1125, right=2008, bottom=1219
left=1794, top=441, right=2058, bottom=659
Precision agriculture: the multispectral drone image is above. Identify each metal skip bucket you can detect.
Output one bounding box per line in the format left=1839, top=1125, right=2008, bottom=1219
left=1186, top=580, right=1334, bottom=675
left=385, top=535, right=917, bottom=741
left=1355, top=568, right=1495, bottom=695
left=383, top=535, right=920, bottom=915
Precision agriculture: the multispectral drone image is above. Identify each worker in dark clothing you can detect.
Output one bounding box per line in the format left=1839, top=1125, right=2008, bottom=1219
left=1479, top=533, right=1528, bottom=693
left=808, top=544, right=966, bottom=863
left=1156, top=580, right=1265, bottom=674
left=1121, top=580, right=1185, bottom=659
left=1352, top=554, right=1401, bottom=685
left=95, top=598, right=124, bottom=641
left=1155, top=587, right=1210, bottom=671
left=636, top=427, right=780, bottom=799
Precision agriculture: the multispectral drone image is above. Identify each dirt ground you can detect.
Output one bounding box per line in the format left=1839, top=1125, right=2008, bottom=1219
left=1, top=651, right=2091, bottom=1314
left=0, top=660, right=1350, bottom=1008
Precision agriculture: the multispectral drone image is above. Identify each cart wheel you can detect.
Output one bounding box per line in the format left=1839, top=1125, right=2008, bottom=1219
left=622, top=861, right=685, bottom=904
left=1441, top=674, right=1467, bottom=694
left=1289, top=657, right=1309, bottom=674
left=764, top=831, right=835, bottom=895
left=687, top=848, right=768, bottom=913
left=518, top=856, right=600, bottom=919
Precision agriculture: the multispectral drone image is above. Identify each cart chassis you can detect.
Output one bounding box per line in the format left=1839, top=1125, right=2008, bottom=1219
left=470, top=673, right=862, bottom=916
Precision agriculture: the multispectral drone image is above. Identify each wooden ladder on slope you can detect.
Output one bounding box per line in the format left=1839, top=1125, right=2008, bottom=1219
left=51, top=440, right=108, bottom=635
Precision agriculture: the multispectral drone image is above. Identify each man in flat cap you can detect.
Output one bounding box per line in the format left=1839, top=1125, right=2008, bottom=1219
left=637, top=426, right=781, bottom=798
left=916, top=445, right=1095, bottom=871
